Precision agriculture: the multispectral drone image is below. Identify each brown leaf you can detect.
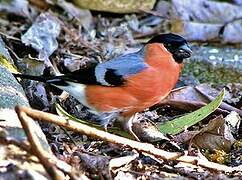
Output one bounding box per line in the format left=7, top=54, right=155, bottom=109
left=78, top=153, right=110, bottom=175
left=173, top=130, right=198, bottom=144
left=191, top=112, right=241, bottom=152
left=132, top=118, right=170, bottom=142
left=109, top=153, right=138, bottom=172
left=159, top=84, right=242, bottom=116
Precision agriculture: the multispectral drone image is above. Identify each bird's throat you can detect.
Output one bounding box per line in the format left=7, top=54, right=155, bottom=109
left=144, top=43, right=181, bottom=69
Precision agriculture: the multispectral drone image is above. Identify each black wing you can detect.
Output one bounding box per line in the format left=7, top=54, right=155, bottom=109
left=14, top=65, right=125, bottom=86
left=56, top=66, right=125, bottom=86
left=50, top=50, right=147, bottom=86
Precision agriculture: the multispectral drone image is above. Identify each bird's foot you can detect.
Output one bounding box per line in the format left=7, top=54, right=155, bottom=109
left=99, top=112, right=140, bottom=141
left=122, top=114, right=140, bottom=141
left=98, top=111, right=120, bottom=131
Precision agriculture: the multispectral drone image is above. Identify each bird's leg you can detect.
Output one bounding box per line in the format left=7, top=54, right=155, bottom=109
left=122, top=114, right=140, bottom=141
left=99, top=112, right=140, bottom=141
left=98, top=111, right=120, bottom=131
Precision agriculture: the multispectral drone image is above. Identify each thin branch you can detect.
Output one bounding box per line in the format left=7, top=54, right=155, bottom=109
left=15, top=106, right=242, bottom=173
left=16, top=105, right=181, bottom=161
left=15, top=108, right=66, bottom=180
left=0, top=31, right=21, bottom=41
left=16, top=107, right=81, bottom=180
left=177, top=155, right=242, bottom=172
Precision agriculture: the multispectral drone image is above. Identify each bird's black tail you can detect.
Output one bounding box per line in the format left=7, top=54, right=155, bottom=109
left=13, top=73, right=69, bottom=86
left=13, top=73, right=48, bottom=83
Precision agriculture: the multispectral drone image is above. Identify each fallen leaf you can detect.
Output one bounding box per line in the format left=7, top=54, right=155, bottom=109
left=78, top=153, right=111, bottom=178
left=132, top=118, right=170, bottom=142
left=158, top=89, right=225, bottom=135
left=191, top=111, right=241, bottom=152
left=109, top=153, right=138, bottom=172
left=114, top=171, right=136, bottom=180
left=55, top=103, right=131, bottom=138
left=165, top=86, right=209, bottom=103
left=21, top=12, right=61, bottom=66
left=160, top=85, right=242, bottom=116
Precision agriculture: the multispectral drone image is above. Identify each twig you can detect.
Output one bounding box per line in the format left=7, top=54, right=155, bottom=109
left=177, top=155, right=242, bottom=172
left=15, top=107, right=79, bottom=180
left=0, top=31, right=21, bottom=41
left=133, top=28, right=161, bottom=39
left=16, top=108, right=65, bottom=180
left=15, top=106, right=242, bottom=173
left=15, top=105, right=181, bottom=161
left=139, top=9, right=171, bottom=19
left=5, top=46, right=22, bottom=62
left=60, top=127, right=77, bottom=146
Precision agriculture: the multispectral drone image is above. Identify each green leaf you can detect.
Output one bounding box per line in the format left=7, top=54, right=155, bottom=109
left=158, top=88, right=225, bottom=135
left=55, top=103, right=97, bottom=125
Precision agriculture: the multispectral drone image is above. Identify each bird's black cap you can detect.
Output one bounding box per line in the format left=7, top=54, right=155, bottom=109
left=147, top=33, right=192, bottom=63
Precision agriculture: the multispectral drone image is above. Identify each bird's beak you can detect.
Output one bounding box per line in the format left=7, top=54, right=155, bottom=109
left=177, top=44, right=192, bottom=58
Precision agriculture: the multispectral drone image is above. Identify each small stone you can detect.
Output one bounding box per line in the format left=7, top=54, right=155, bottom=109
left=234, top=54, right=239, bottom=61
left=73, top=0, right=155, bottom=13
left=209, top=55, right=216, bottom=60
left=209, top=49, right=219, bottom=53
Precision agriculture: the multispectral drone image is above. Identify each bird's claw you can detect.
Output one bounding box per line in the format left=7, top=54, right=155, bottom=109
left=123, top=114, right=140, bottom=141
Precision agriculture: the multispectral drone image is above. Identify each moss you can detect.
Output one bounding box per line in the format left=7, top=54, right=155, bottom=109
left=0, top=55, right=18, bottom=73
left=182, top=60, right=242, bottom=84
left=208, top=150, right=227, bottom=164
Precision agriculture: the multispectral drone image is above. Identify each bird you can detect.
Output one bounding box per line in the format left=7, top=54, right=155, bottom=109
left=13, top=33, right=192, bottom=140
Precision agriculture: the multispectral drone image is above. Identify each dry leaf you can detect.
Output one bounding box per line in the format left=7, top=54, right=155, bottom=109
left=191, top=112, right=241, bottom=152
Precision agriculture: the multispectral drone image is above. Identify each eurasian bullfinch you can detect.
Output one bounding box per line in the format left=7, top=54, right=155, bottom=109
left=14, top=33, right=192, bottom=140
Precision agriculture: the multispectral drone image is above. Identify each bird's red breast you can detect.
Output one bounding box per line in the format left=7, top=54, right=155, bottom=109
left=85, top=43, right=182, bottom=117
